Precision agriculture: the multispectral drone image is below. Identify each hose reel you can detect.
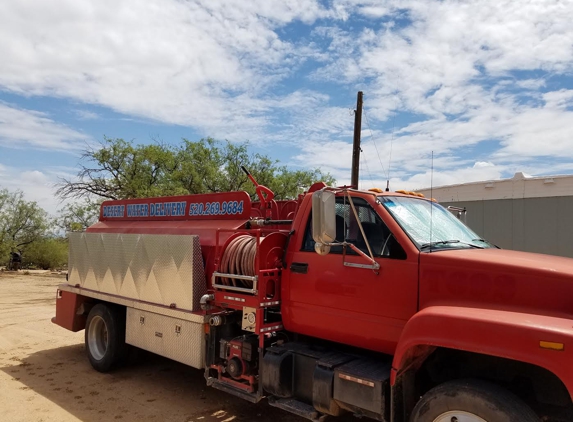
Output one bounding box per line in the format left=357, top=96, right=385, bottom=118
left=217, top=232, right=288, bottom=289
left=219, top=235, right=258, bottom=288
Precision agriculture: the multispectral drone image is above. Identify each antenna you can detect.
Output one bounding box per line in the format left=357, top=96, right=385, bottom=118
left=386, top=114, right=395, bottom=191
left=430, top=151, right=434, bottom=252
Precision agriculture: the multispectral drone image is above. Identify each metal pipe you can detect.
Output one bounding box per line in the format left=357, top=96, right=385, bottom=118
left=200, top=293, right=215, bottom=310
left=209, top=315, right=225, bottom=326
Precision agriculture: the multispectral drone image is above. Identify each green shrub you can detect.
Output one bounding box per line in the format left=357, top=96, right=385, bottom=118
left=22, top=238, right=68, bottom=270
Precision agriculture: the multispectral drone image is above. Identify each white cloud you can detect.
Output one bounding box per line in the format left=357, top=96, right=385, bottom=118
left=294, top=140, right=354, bottom=176
left=0, top=103, right=88, bottom=150
left=2, top=0, right=573, bottom=193
left=473, top=161, right=494, bottom=168
left=297, top=0, right=573, bottom=186
left=0, top=166, right=62, bottom=215
left=495, top=107, right=573, bottom=158
left=403, top=164, right=505, bottom=191
left=0, top=0, right=329, bottom=141
left=542, top=89, right=573, bottom=109
left=21, top=170, right=50, bottom=185
left=515, top=79, right=546, bottom=90
left=318, top=1, right=573, bottom=117
left=294, top=147, right=505, bottom=192
left=74, top=110, right=99, bottom=120
left=291, top=86, right=573, bottom=188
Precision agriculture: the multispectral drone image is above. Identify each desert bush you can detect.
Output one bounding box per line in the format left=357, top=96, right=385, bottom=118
left=22, top=238, right=68, bottom=270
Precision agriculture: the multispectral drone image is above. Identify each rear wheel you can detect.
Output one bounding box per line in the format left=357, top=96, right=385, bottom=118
left=85, top=303, right=127, bottom=372
left=410, top=379, right=539, bottom=422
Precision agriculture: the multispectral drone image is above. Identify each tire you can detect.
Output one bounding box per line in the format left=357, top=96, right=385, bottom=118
left=85, top=303, right=128, bottom=372
left=410, top=379, right=539, bottom=422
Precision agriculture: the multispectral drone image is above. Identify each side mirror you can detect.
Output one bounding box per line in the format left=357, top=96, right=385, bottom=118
left=312, top=191, right=336, bottom=248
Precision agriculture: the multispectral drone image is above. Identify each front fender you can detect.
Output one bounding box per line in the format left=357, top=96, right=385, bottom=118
left=392, top=306, right=573, bottom=399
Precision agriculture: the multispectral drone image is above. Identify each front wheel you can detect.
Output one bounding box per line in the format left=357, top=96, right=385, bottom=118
left=85, top=303, right=128, bottom=372
left=410, top=379, right=539, bottom=422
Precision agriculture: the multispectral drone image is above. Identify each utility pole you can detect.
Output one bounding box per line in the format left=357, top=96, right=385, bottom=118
left=351, top=91, right=363, bottom=189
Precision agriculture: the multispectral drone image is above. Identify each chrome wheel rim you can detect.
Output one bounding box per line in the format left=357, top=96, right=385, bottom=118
left=87, top=315, right=108, bottom=360
left=433, top=411, right=488, bottom=422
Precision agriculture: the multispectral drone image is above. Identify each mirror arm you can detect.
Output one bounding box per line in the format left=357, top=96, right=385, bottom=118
left=346, top=192, right=376, bottom=261
left=346, top=243, right=380, bottom=270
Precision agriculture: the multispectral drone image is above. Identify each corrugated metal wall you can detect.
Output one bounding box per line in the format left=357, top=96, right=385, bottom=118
left=441, top=196, right=573, bottom=258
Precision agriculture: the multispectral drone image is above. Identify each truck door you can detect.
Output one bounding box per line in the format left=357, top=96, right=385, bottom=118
left=284, top=195, right=419, bottom=355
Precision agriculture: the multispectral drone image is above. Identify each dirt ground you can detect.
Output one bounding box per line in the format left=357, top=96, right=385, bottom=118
left=0, top=272, right=346, bottom=422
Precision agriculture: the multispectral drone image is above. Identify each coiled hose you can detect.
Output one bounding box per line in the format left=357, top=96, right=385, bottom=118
left=219, top=235, right=257, bottom=288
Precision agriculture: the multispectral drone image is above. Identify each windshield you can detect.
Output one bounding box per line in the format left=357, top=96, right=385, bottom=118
left=379, top=196, right=494, bottom=251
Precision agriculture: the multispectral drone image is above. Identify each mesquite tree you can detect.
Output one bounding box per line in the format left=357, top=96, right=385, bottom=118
left=57, top=137, right=335, bottom=202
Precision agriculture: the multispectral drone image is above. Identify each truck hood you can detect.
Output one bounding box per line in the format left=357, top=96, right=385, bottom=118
left=419, top=248, right=573, bottom=319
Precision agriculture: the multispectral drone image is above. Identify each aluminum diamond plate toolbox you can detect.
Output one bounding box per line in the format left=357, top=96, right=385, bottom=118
left=68, top=232, right=207, bottom=311
left=126, top=308, right=204, bottom=369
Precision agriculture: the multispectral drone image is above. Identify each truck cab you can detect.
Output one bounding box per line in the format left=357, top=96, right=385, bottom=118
left=275, top=187, right=573, bottom=421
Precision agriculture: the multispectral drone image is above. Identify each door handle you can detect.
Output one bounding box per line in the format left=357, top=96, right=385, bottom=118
left=290, top=262, right=308, bottom=274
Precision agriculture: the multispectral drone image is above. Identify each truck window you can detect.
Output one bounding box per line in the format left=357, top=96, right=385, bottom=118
left=379, top=196, right=495, bottom=250
left=302, top=196, right=406, bottom=259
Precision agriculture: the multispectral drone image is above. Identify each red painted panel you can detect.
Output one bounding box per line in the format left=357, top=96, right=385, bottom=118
left=419, top=249, right=573, bottom=319
left=251, top=200, right=299, bottom=220
left=392, top=306, right=573, bottom=398
left=53, top=288, right=87, bottom=332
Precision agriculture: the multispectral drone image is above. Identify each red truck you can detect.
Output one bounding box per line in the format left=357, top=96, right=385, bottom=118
left=53, top=182, right=573, bottom=422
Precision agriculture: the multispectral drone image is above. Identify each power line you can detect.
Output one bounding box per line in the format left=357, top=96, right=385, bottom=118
left=360, top=148, right=375, bottom=189
left=362, top=107, right=388, bottom=180
left=387, top=114, right=395, bottom=185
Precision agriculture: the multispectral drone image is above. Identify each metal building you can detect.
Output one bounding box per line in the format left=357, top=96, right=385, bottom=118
left=417, top=172, right=573, bottom=258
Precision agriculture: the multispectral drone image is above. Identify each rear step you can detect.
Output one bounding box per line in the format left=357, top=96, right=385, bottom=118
left=207, top=378, right=260, bottom=403
left=268, top=397, right=329, bottom=422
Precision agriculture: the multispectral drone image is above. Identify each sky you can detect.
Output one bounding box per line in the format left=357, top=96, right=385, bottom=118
left=1, top=0, right=573, bottom=215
